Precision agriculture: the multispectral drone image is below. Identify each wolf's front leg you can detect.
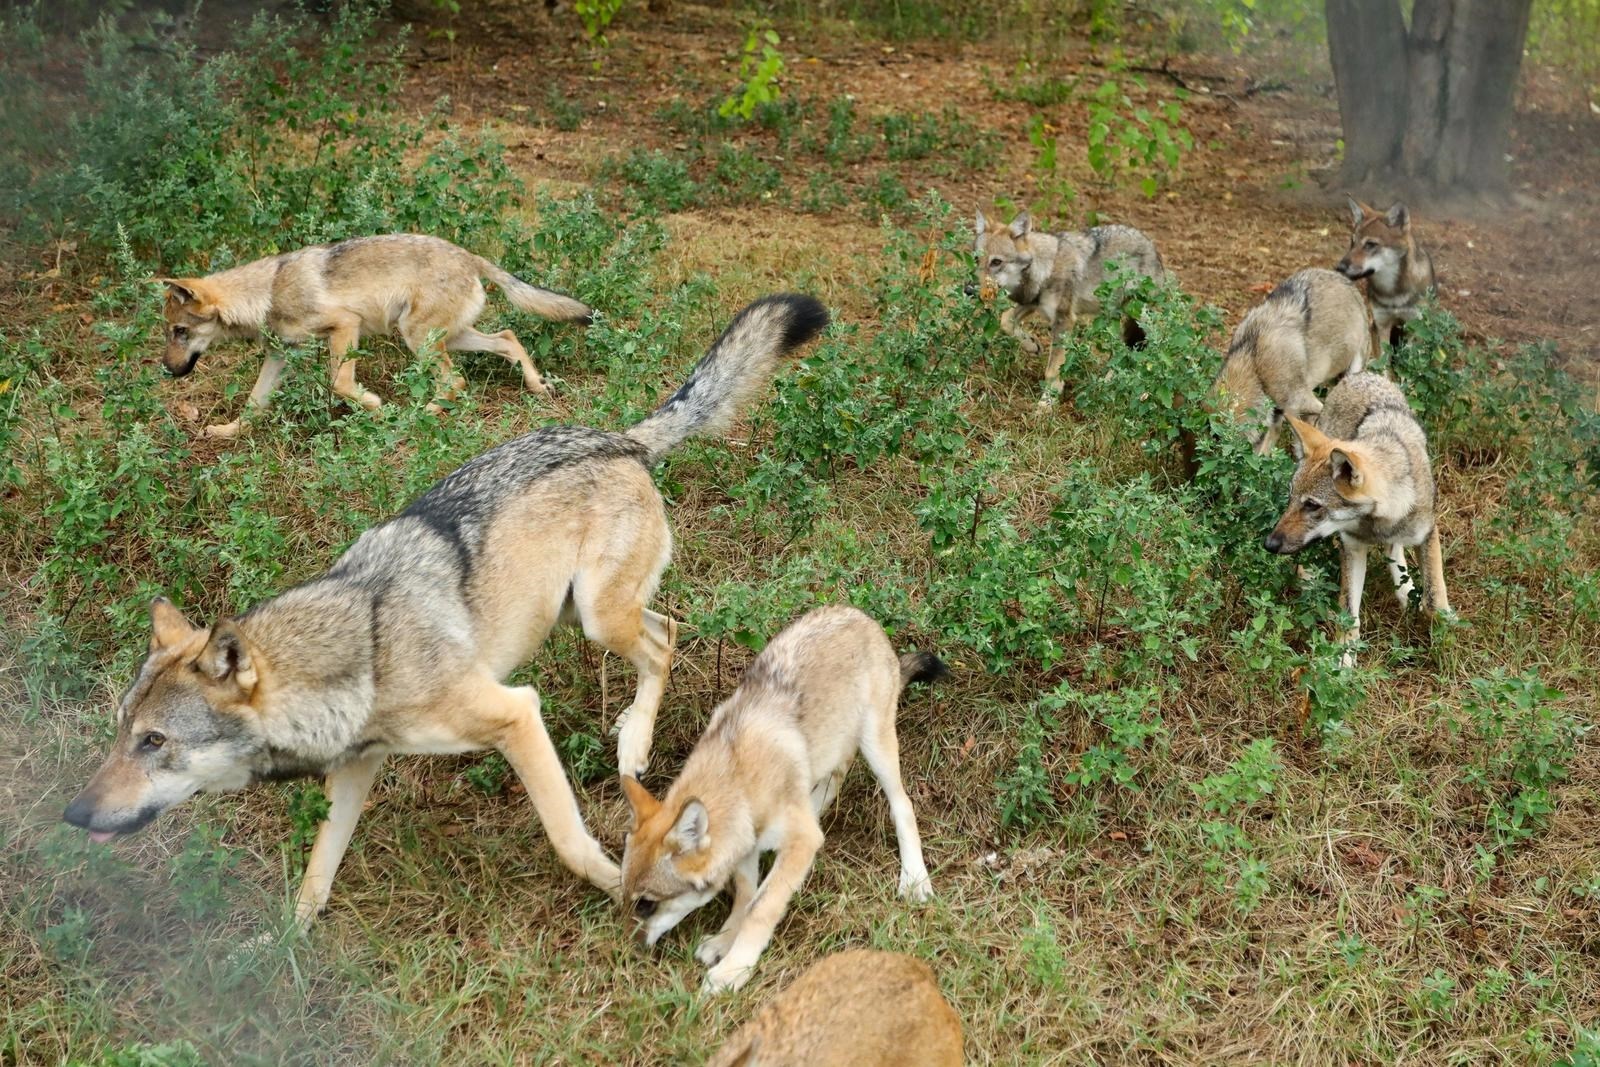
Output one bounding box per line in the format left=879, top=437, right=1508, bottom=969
left=1036, top=308, right=1073, bottom=410
left=204, top=351, right=288, bottom=439
left=701, top=816, right=824, bottom=994
left=999, top=305, right=1041, bottom=355
left=695, top=850, right=761, bottom=966
left=292, top=752, right=384, bottom=930
left=1337, top=536, right=1369, bottom=669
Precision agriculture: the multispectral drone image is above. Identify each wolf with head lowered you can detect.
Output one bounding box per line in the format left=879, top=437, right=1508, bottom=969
left=63, top=294, right=830, bottom=930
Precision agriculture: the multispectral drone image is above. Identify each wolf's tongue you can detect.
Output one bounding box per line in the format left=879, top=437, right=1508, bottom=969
left=87, top=830, right=116, bottom=844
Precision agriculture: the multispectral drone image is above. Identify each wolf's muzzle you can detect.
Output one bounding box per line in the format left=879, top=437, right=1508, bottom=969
left=1263, top=532, right=1290, bottom=554
left=166, top=351, right=201, bottom=377
left=1335, top=262, right=1372, bottom=281
left=62, top=794, right=161, bottom=840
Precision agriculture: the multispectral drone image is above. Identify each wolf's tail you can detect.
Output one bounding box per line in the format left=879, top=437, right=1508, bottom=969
left=625, top=293, right=829, bottom=463
left=477, top=258, right=593, bottom=324
left=898, top=651, right=950, bottom=687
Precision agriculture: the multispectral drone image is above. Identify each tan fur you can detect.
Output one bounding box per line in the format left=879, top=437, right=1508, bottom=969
left=158, top=234, right=590, bottom=438
left=1212, top=268, right=1374, bottom=455
left=1337, top=198, right=1437, bottom=346
left=620, top=606, right=941, bottom=994
left=1266, top=372, right=1452, bottom=666
left=707, top=950, right=963, bottom=1067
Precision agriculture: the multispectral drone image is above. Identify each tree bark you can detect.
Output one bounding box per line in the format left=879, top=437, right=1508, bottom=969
left=1325, top=0, right=1409, bottom=184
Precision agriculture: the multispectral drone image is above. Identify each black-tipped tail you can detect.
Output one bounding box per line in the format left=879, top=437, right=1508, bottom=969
left=898, top=651, right=950, bottom=686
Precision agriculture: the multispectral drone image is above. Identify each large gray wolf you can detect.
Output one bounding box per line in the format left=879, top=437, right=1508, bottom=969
left=619, top=605, right=946, bottom=993
left=708, top=949, right=963, bottom=1067
left=1336, top=197, right=1437, bottom=348
left=63, top=293, right=830, bottom=930
left=974, top=210, right=1166, bottom=406
left=1264, top=372, right=1452, bottom=666
left=1212, top=267, right=1374, bottom=454
left=158, top=234, right=593, bottom=438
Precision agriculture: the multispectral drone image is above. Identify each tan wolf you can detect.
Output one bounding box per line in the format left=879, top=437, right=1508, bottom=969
left=973, top=210, right=1166, bottom=406
left=1264, top=372, right=1452, bottom=666
left=619, top=605, right=946, bottom=993
left=1211, top=268, right=1374, bottom=455
left=1336, top=197, right=1436, bottom=347
left=707, top=949, right=964, bottom=1067
left=63, top=294, right=830, bottom=931
left=158, top=234, right=592, bottom=439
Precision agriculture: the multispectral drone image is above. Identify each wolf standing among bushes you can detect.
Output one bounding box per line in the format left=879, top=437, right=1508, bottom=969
left=63, top=293, right=830, bottom=930
left=1336, top=197, right=1436, bottom=348
left=158, top=234, right=593, bottom=438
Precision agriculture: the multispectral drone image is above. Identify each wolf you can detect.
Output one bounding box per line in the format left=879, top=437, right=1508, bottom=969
left=158, top=234, right=592, bottom=439
left=1211, top=268, right=1374, bottom=455
left=62, top=293, right=830, bottom=931
left=707, top=949, right=964, bottom=1067
left=974, top=210, right=1166, bottom=406
left=619, top=605, right=946, bottom=994
left=1264, top=372, right=1452, bottom=666
left=1336, top=197, right=1436, bottom=348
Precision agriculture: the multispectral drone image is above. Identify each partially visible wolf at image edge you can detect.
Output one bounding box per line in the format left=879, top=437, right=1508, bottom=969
left=62, top=294, right=830, bottom=930
left=159, top=233, right=593, bottom=439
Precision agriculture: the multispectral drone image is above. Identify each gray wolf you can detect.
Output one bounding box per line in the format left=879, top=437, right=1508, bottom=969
left=619, top=605, right=946, bottom=994
left=158, top=234, right=592, bottom=439
left=62, top=293, right=830, bottom=931
left=708, top=949, right=963, bottom=1067
left=1336, top=197, right=1436, bottom=348
left=1212, top=268, right=1374, bottom=455
left=1264, top=372, right=1452, bottom=666
left=974, top=209, right=1166, bottom=406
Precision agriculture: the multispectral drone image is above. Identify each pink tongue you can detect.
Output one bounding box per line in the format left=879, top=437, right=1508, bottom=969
left=87, top=830, right=116, bottom=844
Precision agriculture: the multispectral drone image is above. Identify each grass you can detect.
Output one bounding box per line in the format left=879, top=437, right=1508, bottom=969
left=2, top=3, right=1599, bottom=1066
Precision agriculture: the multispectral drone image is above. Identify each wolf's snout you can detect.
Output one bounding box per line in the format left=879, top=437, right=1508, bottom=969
left=165, top=351, right=201, bottom=377
left=1335, top=260, right=1369, bottom=281
left=62, top=793, right=117, bottom=842
left=1264, top=531, right=1287, bottom=554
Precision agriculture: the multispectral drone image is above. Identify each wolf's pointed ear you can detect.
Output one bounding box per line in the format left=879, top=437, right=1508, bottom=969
left=1345, top=195, right=1365, bottom=228
left=149, top=597, right=200, bottom=652
left=1009, top=211, right=1032, bottom=239
left=621, top=776, right=660, bottom=830
left=196, top=620, right=259, bottom=695
left=156, top=278, right=198, bottom=305
left=974, top=209, right=988, bottom=237
left=1384, top=202, right=1410, bottom=230
left=1329, top=445, right=1372, bottom=496
left=1284, top=414, right=1328, bottom=459
left=668, top=798, right=709, bottom=855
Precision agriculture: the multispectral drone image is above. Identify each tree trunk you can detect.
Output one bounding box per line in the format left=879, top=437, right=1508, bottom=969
left=1325, top=0, right=1533, bottom=197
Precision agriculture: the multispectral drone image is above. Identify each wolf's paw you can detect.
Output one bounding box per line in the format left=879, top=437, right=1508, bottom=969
left=898, top=871, right=934, bottom=903
left=203, top=420, right=244, bottom=440
left=614, top=712, right=651, bottom=779
left=695, top=931, right=736, bottom=967
left=702, top=960, right=755, bottom=995
left=1339, top=647, right=1358, bottom=670
left=523, top=374, right=551, bottom=397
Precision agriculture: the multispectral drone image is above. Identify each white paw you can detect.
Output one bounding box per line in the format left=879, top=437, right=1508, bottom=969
left=898, top=871, right=934, bottom=903
left=613, top=709, right=651, bottom=779
left=702, top=960, right=755, bottom=995
left=1339, top=648, right=1358, bottom=670
left=203, top=421, right=243, bottom=440
left=695, top=931, right=735, bottom=967
left=358, top=391, right=383, bottom=411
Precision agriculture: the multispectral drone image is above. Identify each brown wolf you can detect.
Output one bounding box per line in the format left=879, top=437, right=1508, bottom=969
left=63, top=294, right=829, bottom=931
left=158, top=234, right=592, bottom=438
left=1265, top=372, right=1452, bottom=666
left=708, top=949, right=964, bottom=1067
left=1212, top=268, right=1374, bottom=455
left=1336, top=197, right=1436, bottom=347
left=619, top=605, right=946, bottom=993
left=974, top=210, right=1167, bottom=406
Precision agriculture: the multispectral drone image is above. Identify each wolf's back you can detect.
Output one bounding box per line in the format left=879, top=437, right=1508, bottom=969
left=626, top=293, right=829, bottom=463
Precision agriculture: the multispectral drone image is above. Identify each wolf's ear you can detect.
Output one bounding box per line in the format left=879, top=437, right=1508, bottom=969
left=1384, top=202, right=1410, bottom=230
left=1284, top=414, right=1328, bottom=459
left=195, top=620, right=259, bottom=696
left=149, top=597, right=200, bottom=652
left=621, top=775, right=660, bottom=830
left=1329, top=446, right=1372, bottom=496
left=1345, top=195, right=1365, bottom=228
left=974, top=209, right=988, bottom=237
left=1009, top=211, right=1032, bottom=239
left=156, top=278, right=198, bottom=305
left=668, top=798, right=709, bottom=855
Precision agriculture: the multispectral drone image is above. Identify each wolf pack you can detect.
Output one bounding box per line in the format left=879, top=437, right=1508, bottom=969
left=61, top=192, right=1445, bottom=1063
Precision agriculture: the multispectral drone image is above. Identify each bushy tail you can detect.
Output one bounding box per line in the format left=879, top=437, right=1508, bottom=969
left=477, top=257, right=593, bottom=324
left=898, top=651, right=950, bottom=687
left=626, top=293, right=829, bottom=463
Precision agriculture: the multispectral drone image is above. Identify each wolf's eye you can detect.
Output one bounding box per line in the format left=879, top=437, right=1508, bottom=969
left=141, top=731, right=166, bottom=750
left=172, top=325, right=188, bottom=339
left=988, top=257, right=1002, bottom=269
left=1302, top=498, right=1323, bottom=513
left=1363, top=239, right=1378, bottom=250
left=634, top=897, right=658, bottom=918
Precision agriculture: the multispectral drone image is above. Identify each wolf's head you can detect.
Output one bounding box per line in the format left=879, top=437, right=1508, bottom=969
left=1336, top=197, right=1410, bottom=283
left=618, top=776, right=723, bottom=946
left=63, top=598, right=269, bottom=841
left=1264, top=416, right=1380, bottom=554
left=157, top=278, right=227, bottom=377
left=973, top=210, right=1037, bottom=297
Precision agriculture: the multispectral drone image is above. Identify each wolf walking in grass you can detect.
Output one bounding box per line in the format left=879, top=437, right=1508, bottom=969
left=973, top=209, right=1166, bottom=407
left=1336, top=197, right=1437, bottom=348
left=158, top=234, right=593, bottom=438
left=63, top=293, right=830, bottom=930
left=619, top=605, right=946, bottom=993
left=1211, top=267, right=1375, bottom=455
left=1264, top=372, right=1452, bottom=666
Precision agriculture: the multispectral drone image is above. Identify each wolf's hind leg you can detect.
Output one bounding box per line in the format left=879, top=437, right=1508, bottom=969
left=448, top=327, right=549, bottom=396
left=292, top=751, right=384, bottom=931
left=326, top=320, right=382, bottom=411
left=859, top=706, right=932, bottom=903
